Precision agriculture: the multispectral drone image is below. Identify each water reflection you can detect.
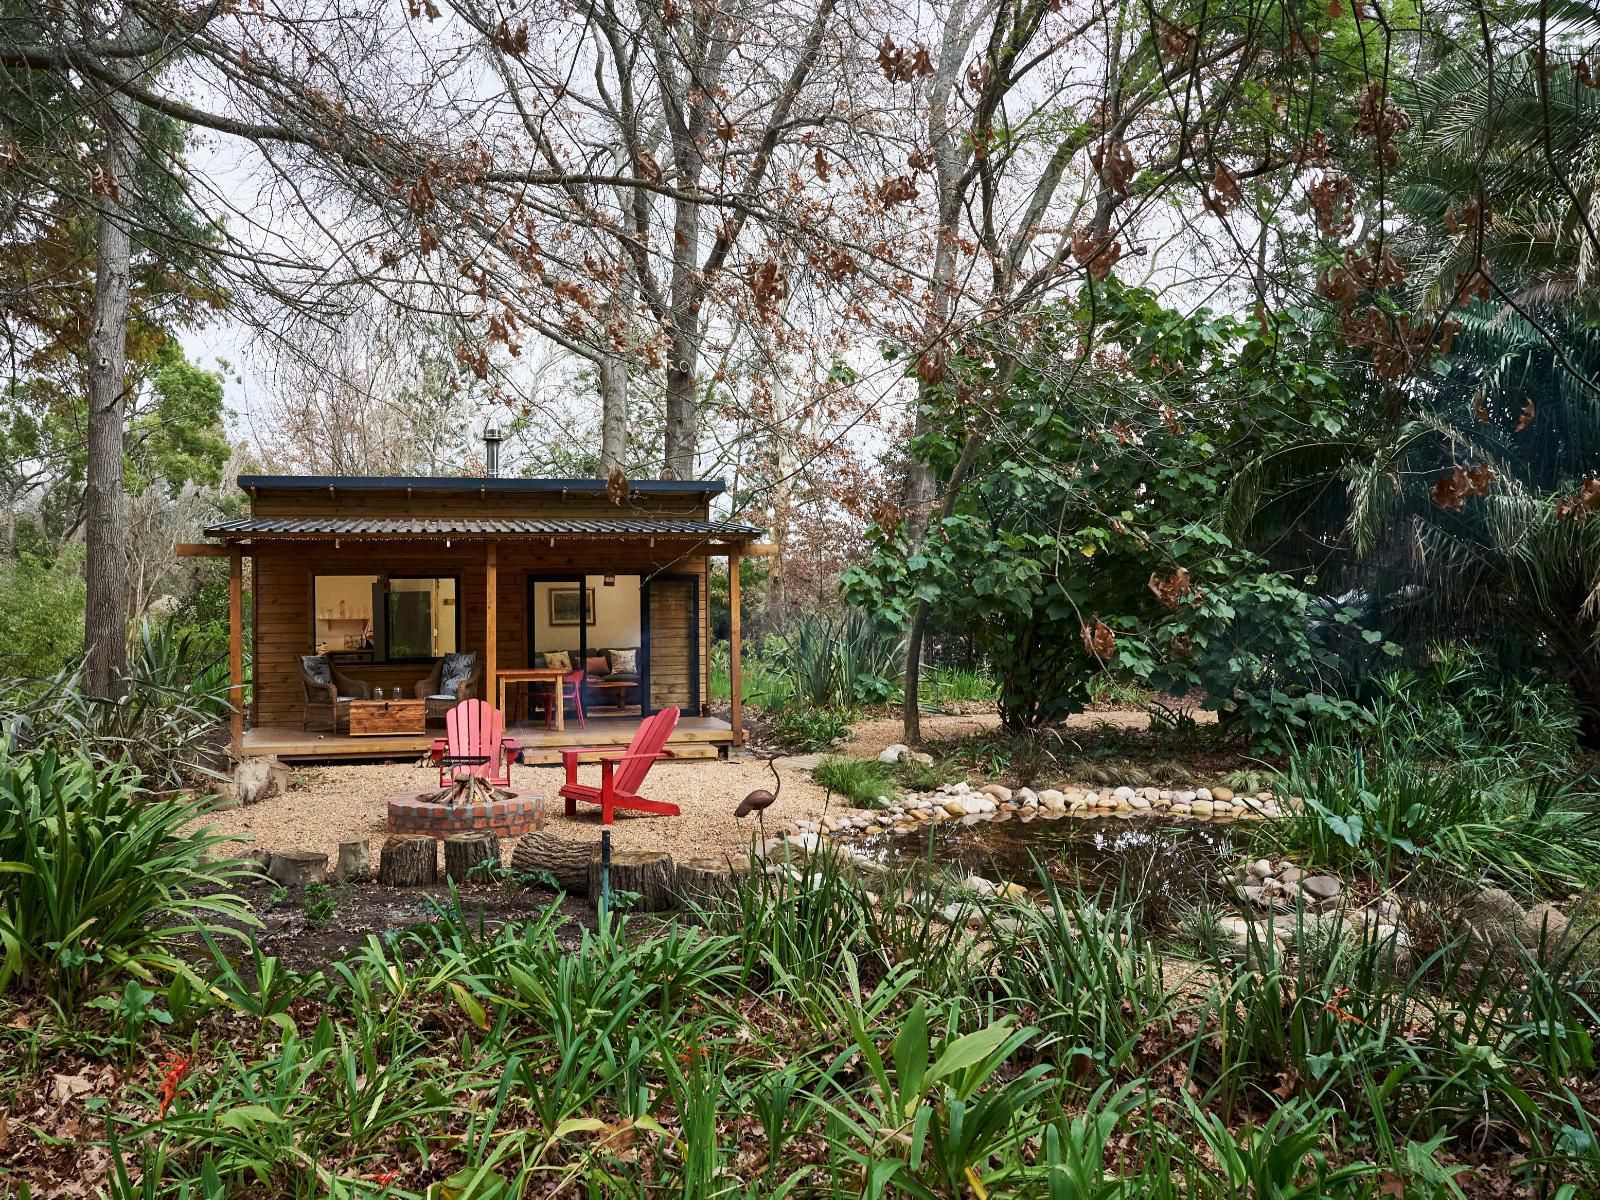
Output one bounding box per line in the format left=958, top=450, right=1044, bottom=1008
left=860, top=814, right=1236, bottom=930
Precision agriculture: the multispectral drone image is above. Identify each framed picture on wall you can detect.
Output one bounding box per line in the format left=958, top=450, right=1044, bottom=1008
left=548, top=587, right=596, bottom=626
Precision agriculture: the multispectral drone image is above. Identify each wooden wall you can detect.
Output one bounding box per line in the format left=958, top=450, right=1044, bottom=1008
left=251, top=539, right=711, bottom=729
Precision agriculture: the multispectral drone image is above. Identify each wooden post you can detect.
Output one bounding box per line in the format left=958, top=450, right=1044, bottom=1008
left=485, top=541, right=498, bottom=712
left=229, top=547, right=244, bottom=758
left=728, top=546, right=743, bottom=746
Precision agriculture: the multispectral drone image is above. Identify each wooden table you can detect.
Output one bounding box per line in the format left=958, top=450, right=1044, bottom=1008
left=496, top=668, right=570, bottom=731
left=347, top=698, right=427, bottom=736
left=589, top=679, right=637, bottom=711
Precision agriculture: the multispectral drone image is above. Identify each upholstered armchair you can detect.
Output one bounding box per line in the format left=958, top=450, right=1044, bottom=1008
left=416, top=651, right=481, bottom=725
left=300, top=655, right=370, bottom=732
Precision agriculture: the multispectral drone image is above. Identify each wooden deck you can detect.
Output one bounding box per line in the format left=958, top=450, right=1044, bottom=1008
left=242, top=714, right=734, bottom=763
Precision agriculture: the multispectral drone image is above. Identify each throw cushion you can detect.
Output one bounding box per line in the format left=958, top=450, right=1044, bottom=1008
left=533, top=652, right=547, bottom=668
left=544, top=650, right=573, bottom=672
left=585, top=655, right=609, bottom=676
left=302, top=655, right=333, bottom=686
left=439, top=651, right=475, bottom=695
left=606, top=647, right=638, bottom=675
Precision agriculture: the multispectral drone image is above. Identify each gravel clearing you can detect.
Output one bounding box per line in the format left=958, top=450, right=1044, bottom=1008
left=196, top=754, right=848, bottom=867
left=193, top=711, right=1179, bottom=867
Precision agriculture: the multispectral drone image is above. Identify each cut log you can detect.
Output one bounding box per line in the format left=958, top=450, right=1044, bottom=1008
left=379, top=836, right=438, bottom=887
left=673, top=855, right=746, bottom=911
left=589, top=850, right=674, bottom=913
left=510, top=830, right=599, bottom=891
left=444, top=832, right=501, bottom=883
left=335, top=839, right=371, bottom=883
left=266, top=849, right=328, bottom=887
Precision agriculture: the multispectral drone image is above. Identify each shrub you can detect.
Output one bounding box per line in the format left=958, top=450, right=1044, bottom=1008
left=0, top=747, right=255, bottom=1009
left=811, top=755, right=895, bottom=807
left=766, top=704, right=853, bottom=752
left=0, top=620, right=232, bottom=789
left=1257, top=732, right=1600, bottom=892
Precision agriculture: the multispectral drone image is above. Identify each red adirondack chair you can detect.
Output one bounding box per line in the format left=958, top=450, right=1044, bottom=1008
left=427, top=699, right=522, bottom=787
left=558, top=707, right=681, bottom=824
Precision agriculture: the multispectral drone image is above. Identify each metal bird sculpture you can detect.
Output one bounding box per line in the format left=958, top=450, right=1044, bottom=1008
left=735, top=752, right=782, bottom=839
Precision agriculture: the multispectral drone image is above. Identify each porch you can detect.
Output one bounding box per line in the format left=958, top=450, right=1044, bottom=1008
left=242, top=712, right=736, bottom=764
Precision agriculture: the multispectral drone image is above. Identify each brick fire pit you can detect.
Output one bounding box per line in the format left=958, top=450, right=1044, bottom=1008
left=387, top=791, right=545, bottom=838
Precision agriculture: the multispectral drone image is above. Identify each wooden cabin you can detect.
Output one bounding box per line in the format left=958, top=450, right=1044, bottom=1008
left=185, top=473, right=763, bottom=763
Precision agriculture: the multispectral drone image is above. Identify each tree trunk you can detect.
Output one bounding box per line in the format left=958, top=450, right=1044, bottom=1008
left=903, top=428, right=988, bottom=745
left=444, top=832, right=500, bottom=882
left=267, top=850, right=329, bottom=887
left=662, top=359, right=698, bottom=480
left=379, top=836, right=438, bottom=886
left=598, top=354, right=629, bottom=473
left=336, top=839, right=371, bottom=883
left=589, top=849, right=674, bottom=912
left=510, top=830, right=599, bottom=890
left=673, top=855, right=744, bottom=911
left=82, top=38, right=141, bottom=699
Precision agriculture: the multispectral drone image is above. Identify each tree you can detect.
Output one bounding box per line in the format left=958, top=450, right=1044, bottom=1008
left=848, top=285, right=1368, bottom=740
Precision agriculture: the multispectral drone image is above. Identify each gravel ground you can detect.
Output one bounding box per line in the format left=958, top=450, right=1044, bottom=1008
left=196, top=753, right=844, bottom=867
left=193, top=710, right=1176, bottom=867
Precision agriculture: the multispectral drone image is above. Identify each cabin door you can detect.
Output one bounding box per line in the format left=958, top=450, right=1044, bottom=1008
left=641, top=575, right=699, bottom=716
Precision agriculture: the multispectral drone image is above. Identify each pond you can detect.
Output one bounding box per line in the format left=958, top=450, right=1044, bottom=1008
left=857, top=813, right=1238, bottom=930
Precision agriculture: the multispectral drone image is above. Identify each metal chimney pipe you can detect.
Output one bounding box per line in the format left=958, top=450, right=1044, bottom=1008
left=483, top=423, right=503, bottom=478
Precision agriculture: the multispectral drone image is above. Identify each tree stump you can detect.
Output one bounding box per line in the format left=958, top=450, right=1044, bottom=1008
left=673, top=855, right=745, bottom=912
left=444, top=833, right=500, bottom=883
left=510, top=831, right=599, bottom=891
left=589, top=850, right=675, bottom=912
left=335, top=839, right=371, bottom=883
left=379, top=836, right=437, bottom=887
left=266, top=849, right=328, bottom=887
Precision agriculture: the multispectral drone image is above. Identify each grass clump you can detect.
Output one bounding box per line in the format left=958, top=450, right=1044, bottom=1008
left=812, top=754, right=895, bottom=807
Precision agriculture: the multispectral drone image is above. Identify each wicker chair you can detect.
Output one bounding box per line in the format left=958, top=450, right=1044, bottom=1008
left=300, top=655, right=370, bottom=732
left=415, top=651, right=481, bottom=726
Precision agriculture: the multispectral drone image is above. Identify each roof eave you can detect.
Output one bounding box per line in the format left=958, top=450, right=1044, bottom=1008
left=236, top=474, right=727, bottom=497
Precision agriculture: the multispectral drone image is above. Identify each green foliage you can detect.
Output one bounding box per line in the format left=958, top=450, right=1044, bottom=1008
left=762, top=609, right=905, bottom=709
left=0, top=620, right=234, bottom=789
left=0, top=747, right=254, bottom=1009
left=0, top=847, right=1595, bottom=1196
left=0, top=545, right=84, bottom=677
left=766, top=703, right=854, bottom=752
left=846, top=285, right=1376, bottom=746
left=1257, top=729, right=1600, bottom=892
left=811, top=755, right=895, bottom=807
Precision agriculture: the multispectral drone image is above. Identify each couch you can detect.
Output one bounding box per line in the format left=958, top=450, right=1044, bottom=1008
left=533, top=647, right=641, bottom=709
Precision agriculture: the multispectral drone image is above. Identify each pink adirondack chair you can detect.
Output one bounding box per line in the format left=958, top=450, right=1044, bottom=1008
left=427, top=699, right=521, bottom=787
left=557, top=707, right=681, bottom=824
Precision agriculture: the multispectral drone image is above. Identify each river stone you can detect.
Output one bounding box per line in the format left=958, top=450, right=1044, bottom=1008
left=1279, top=865, right=1304, bottom=884
left=980, top=784, right=1013, bottom=804
left=1211, top=786, right=1235, bottom=802
left=907, top=750, right=934, bottom=766
left=1523, top=902, right=1568, bottom=945
left=1195, top=787, right=1213, bottom=802
left=1191, top=799, right=1213, bottom=817
left=1038, top=789, right=1063, bottom=808
left=1302, top=875, right=1342, bottom=902
left=941, top=799, right=967, bottom=817
left=878, top=743, right=908, bottom=764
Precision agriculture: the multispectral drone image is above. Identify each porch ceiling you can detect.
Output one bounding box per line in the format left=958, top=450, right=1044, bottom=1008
left=203, top=515, right=762, bottom=541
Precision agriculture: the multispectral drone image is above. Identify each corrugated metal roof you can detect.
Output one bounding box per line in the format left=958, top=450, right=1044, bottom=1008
left=204, top=516, right=762, bottom=540
left=237, top=474, right=725, bottom=496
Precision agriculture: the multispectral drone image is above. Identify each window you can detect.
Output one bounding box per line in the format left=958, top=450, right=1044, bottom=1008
left=384, top=576, right=458, bottom=660
left=313, top=574, right=458, bottom=661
